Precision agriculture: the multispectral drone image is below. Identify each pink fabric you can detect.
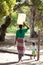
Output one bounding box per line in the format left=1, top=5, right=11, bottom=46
left=17, top=39, right=23, bottom=43
left=17, top=38, right=25, bottom=54
left=17, top=46, right=25, bottom=50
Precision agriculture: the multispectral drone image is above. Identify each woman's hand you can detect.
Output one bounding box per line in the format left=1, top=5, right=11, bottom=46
left=23, top=22, right=29, bottom=29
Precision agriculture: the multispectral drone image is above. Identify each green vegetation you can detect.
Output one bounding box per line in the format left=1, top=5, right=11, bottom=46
left=6, top=12, right=18, bottom=33
left=0, top=0, right=16, bottom=18
left=0, top=0, right=43, bottom=33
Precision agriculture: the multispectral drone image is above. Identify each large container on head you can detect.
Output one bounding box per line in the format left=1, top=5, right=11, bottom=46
left=17, top=13, right=26, bottom=25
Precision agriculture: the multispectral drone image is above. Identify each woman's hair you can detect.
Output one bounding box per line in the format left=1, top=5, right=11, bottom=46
left=19, top=25, right=22, bottom=29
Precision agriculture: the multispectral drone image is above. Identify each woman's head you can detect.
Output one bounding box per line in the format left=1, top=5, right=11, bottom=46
left=19, top=25, right=23, bottom=29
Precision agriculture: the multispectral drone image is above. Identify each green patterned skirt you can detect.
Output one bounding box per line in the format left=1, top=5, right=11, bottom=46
left=32, top=51, right=36, bottom=55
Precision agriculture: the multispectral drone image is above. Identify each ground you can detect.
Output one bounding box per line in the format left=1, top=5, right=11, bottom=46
left=0, top=44, right=43, bottom=65
left=0, top=34, right=43, bottom=65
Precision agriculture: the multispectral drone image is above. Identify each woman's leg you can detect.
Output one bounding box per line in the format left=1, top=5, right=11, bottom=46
left=18, top=54, right=23, bottom=62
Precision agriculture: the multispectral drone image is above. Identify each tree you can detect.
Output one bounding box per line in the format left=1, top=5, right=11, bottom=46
left=0, top=0, right=16, bottom=41
left=30, top=0, right=43, bottom=37
left=13, top=0, right=43, bottom=37
left=0, top=0, right=16, bottom=18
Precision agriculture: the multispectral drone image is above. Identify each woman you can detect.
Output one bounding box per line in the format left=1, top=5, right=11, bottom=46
left=15, top=23, right=29, bottom=62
